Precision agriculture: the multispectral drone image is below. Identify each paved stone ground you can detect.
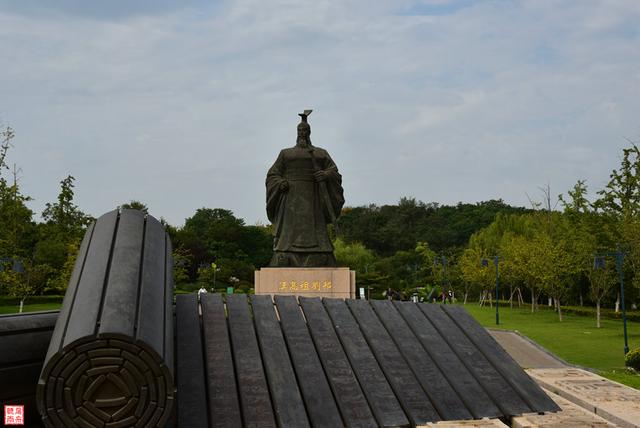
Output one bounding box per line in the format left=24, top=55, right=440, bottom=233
left=529, top=368, right=640, bottom=428
left=420, top=419, right=509, bottom=427
left=512, top=388, right=616, bottom=427
left=488, top=329, right=567, bottom=369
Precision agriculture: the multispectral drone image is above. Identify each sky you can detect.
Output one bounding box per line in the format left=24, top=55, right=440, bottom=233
left=1, top=0, right=639, bottom=226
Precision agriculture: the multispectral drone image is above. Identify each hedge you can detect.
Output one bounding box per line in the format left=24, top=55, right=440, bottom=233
left=560, top=305, right=640, bottom=323
left=0, top=295, right=64, bottom=306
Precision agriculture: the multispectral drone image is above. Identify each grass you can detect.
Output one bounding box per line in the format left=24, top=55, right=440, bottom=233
left=459, top=302, right=640, bottom=389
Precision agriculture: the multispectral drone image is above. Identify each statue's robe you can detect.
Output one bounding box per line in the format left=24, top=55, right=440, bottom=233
left=266, top=144, right=344, bottom=266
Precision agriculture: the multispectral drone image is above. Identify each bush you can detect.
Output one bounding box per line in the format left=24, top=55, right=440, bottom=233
left=175, top=283, right=200, bottom=293
left=0, top=295, right=64, bottom=305
left=625, top=348, right=640, bottom=371
left=561, top=305, right=640, bottom=323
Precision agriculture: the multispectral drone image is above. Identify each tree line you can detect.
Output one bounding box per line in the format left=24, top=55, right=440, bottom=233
left=1, top=124, right=639, bottom=326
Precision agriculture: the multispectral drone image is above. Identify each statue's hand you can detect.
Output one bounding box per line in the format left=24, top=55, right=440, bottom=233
left=280, top=180, right=289, bottom=191
left=314, top=170, right=328, bottom=182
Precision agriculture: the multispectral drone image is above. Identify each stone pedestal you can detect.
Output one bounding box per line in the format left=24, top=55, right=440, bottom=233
left=254, top=267, right=355, bottom=299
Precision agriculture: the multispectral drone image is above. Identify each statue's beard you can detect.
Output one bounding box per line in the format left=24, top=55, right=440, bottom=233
left=296, top=137, right=311, bottom=147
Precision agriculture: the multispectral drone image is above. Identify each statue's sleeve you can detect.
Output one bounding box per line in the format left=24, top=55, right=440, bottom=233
left=266, top=150, right=287, bottom=223
left=322, top=151, right=345, bottom=220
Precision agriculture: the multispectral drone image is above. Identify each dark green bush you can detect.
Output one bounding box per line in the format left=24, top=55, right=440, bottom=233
left=561, top=305, right=640, bottom=323
left=625, top=348, right=640, bottom=370
left=0, top=295, right=64, bottom=305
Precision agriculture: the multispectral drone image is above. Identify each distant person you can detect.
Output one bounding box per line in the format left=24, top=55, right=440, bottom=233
left=447, top=290, right=453, bottom=304
left=197, top=286, right=208, bottom=300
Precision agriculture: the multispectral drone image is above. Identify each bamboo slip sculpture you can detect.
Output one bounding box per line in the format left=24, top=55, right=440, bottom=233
left=36, top=209, right=175, bottom=428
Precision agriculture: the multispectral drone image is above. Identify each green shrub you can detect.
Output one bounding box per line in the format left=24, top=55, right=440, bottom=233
left=0, top=295, right=64, bottom=305
left=561, top=305, right=640, bottom=323
left=625, top=348, right=640, bottom=371
left=175, top=283, right=200, bottom=293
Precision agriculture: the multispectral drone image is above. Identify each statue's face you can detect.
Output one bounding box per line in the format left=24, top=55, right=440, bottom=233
left=297, top=125, right=310, bottom=140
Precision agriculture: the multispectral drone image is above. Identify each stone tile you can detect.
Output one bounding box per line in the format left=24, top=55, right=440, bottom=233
left=528, top=368, right=640, bottom=428
left=419, top=419, right=509, bottom=428
left=512, top=388, right=617, bottom=427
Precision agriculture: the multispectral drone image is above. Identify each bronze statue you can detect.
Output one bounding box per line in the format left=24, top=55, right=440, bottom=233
left=266, top=110, right=344, bottom=267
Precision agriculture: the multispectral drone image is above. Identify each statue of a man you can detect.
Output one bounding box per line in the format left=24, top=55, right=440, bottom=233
left=266, top=111, right=344, bottom=267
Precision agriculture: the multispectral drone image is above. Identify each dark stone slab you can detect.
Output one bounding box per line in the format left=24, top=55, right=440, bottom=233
left=369, top=300, right=472, bottom=421
left=136, top=216, right=168, bottom=359
left=226, top=294, right=276, bottom=427
left=164, top=237, right=174, bottom=378
left=251, top=295, right=310, bottom=427
left=0, top=311, right=57, bottom=367
left=419, top=304, right=531, bottom=416
left=443, top=305, right=561, bottom=412
left=299, top=297, right=377, bottom=428
left=99, top=209, right=145, bottom=339
left=175, top=294, right=208, bottom=428
left=394, top=302, right=501, bottom=419
left=274, top=295, right=344, bottom=428
left=64, top=210, right=119, bottom=347
left=346, top=299, right=440, bottom=426
left=0, top=362, right=44, bottom=400
left=323, top=298, right=409, bottom=428
left=200, top=293, right=242, bottom=428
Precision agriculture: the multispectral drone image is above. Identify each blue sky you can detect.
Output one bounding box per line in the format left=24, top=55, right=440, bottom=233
left=1, top=0, right=639, bottom=226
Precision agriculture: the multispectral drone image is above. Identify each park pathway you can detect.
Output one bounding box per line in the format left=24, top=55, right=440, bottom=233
left=487, top=329, right=567, bottom=369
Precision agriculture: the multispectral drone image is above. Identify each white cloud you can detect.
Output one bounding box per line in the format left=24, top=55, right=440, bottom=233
left=0, top=0, right=639, bottom=225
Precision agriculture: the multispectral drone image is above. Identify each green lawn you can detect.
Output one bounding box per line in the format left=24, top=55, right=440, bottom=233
left=459, top=303, right=640, bottom=389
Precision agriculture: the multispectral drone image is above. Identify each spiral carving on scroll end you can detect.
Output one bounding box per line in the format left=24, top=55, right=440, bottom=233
left=37, top=338, right=174, bottom=428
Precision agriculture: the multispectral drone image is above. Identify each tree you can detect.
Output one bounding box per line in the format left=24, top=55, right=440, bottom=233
left=561, top=180, right=616, bottom=326
left=0, top=127, right=36, bottom=259
left=595, top=142, right=640, bottom=294
left=44, top=241, right=80, bottom=295
left=596, top=143, right=640, bottom=217
left=120, top=200, right=149, bottom=213
left=500, top=231, right=541, bottom=313
left=41, top=175, right=92, bottom=238
left=337, top=198, right=529, bottom=256
left=589, top=258, right=618, bottom=328
left=175, top=208, right=265, bottom=284
left=35, top=176, right=92, bottom=291
left=172, top=246, right=192, bottom=286
left=334, top=238, right=376, bottom=275
left=531, top=227, right=572, bottom=321
left=2, top=261, right=53, bottom=312
left=459, top=245, right=491, bottom=304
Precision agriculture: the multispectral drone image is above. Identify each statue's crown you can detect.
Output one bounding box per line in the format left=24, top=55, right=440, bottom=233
left=298, top=109, right=313, bottom=123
